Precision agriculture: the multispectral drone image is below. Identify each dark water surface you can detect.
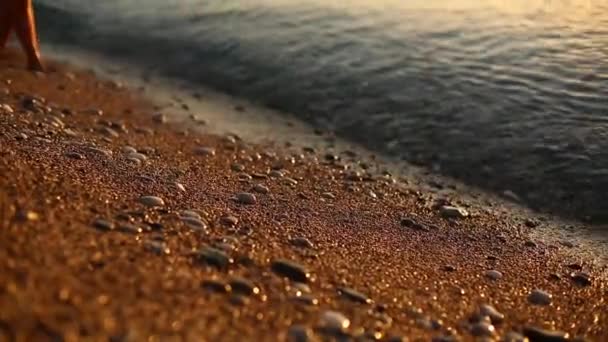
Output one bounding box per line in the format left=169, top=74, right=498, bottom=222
left=37, top=0, right=608, bottom=222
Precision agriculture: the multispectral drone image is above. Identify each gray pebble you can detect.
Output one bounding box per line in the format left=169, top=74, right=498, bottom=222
left=144, top=240, right=169, bottom=255
left=139, top=195, right=165, bottom=207
left=197, top=246, right=233, bottom=269
left=523, top=326, right=569, bottom=342
left=229, top=277, right=260, bottom=296
left=92, top=218, right=114, bottom=231
left=235, top=192, right=257, bottom=205
left=65, top=152, right=84, bottom=159
left=338, top=287, right=372, bottom=304
left=290, top=237, right=314, bottom=249
left=231, top=163, right=245, bottom=172
left=479, top=304, right=504, bottom=324
left=121, top=146, right=137, bottom=154
left=194, top=146, right=216, bottom=156
left=528, top=289, right=552, bottom=306
left=271, top=259, right=311, bottom=283
left=570, top=272, right=592, bottom=287
left=117, top=223, right=143, bottom=234
left=253, top=184, right=269, bottom=194
left=470, top=321, right=496, bottom=337
left=440, top=205, right=469, bottom=219
left=318, top=311, right=350, bottom=333
left=485, top=270, right=503, bottom=280
left=181, top=217, right=207, bottom=231
left=287, top=325, right=314, bottom=342
left=220, top=215, right=239, bottom=227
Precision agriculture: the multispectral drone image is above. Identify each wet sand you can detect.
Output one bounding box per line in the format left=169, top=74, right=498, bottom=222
left=0, top=49, right=606, bottom=341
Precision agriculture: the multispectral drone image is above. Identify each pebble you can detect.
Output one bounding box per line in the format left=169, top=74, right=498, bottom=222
left=197, top=246, right=233, bottom=269
left=201, top=279, right=231, bottom=293
left=126, top=152, right=148, bottom=162
left=318, top=311, right=350, bottom=334
left=181, top=217, right=207, bottom=231
left=235, top=192, right=257, bottom=205
left=92, top=218, right=115, bottom=231
left=322, top=192, right=336, bottom=199
left=252, top=184, right=269, bottom=194
left=271, top=259, right=311, bottom=283
left=194, top=146, right=216, bottom=156
left=229, top=277, right=260, bottom=296
left=144, top=240, right=169, bottom=255
left=174, top=182, right=186, bottom=192
left=287, top=325, right=314, bottom=342
left=338, top=287, right=372, bottom=304
left=442, top=265, right=457, bottom=272
left=100, top=126, right=119, bottom=138
left=522, top=326, right=569, bottom=342
left=117, top=223, right=143, bottom=234
left=400, top=217, right=428, bottom=232
left=139, top=196, right=165, bottom=207
left=470, top=321, right=495, bottom=337
left=15, top=210, right=39, bottom=221
left=269, top=170, right=284, bottom=178
left=524, top=240, right=537, bottom=247
left=570, top=272, right=591, bottom=286
left=65, top=152, right=84, bottom=159
left=220, top=215, right=239, bottom=227
left=283, top=178, right=299, bottom=187
left=528, top=289, right=552, bottom=306
left=479, top=304, right=504, bottom=324
left=121, top=146, right=137, bottom=154
left=85, top=147, right=112, bottom=158
left=290, top=237, right=314, bottom=249
left=439, top=205, right=469, bottom=219
left=485, top=270, right=503, bottom=280
left=231, top=163, right=245, bottom=172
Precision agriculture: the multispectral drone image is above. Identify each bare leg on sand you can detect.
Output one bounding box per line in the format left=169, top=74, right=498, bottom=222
left=0, top=0, right=44, bottom=71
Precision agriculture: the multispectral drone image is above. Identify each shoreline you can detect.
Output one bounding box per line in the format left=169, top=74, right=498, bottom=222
left=0, top=48, right=606, bottom=340
left=44, top=44, right=608, bottom=264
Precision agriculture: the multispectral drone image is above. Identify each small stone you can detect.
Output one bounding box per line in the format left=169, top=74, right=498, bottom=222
left=287, top=325, right=314, bottom=342
left=197, top=246, right=233, bottom=269
left=283, top=178, right=298, bottom=187
left=528, top=289, right=552, bottom=306
left=229, top=277, right=260, bottom=296
left=174, top=182, right=186, bottom=192
left=523, top=326, right=569, bottom=342
left=400, top=217, right=428, bottom=231
left=470, top=321, right=495, bottom=337
left=126, top=152, right=148, bottom=162
left=253, top=184, right=269, bottom=194
left=100, top=127, right=119, bottom=138
left=152, top=113, right=166, bottom=123
left=201, top=279, right=231, bottom=293
left=269, top=170, right=284, bottom=178
left=271, top=259, right=311, bottom=283
left=92, top=218, right=114, bottom=231
left=15, top=210, right=39, bottom=221
left=338, top=287, right=372, bottom=304
left=65, top=152, right=84, bottom=159
left=121, top=146, right=137, bottom=154
left=220, top=215, right=239, bottom=227
left=194, top=146, right=215, bottom=156
left=442, top=265, right=457, bottom=272
left=231, top=163, right=245, bottom=172
left=439, top=205, right=469, bottom=219
left=144, top=240, right=169, bottom=255
left=290, top=237, right=314, bottom=249
left=318, top=311, right=350, bottom=334
left=181, top=217, right=207, bottom=231
left=117, top=223, right=142, bottom=234
left=138, top=196, right=165, bottom=207
left=479, top=304, right=504, bottom=324
left=322, top=192, right=336, bottom=199
left=235, top=192, right=256, bottom=205
left=525, top=219, right=539, bottom=228
left=570, top=272, right=591, bottom=286
left=525, top=240, right=537, bottom=248
left=485, top=270, right=503, bottom=280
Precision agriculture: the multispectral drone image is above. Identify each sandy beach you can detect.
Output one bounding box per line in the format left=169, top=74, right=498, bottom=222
left=0, top=48, right=606, bottom=341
